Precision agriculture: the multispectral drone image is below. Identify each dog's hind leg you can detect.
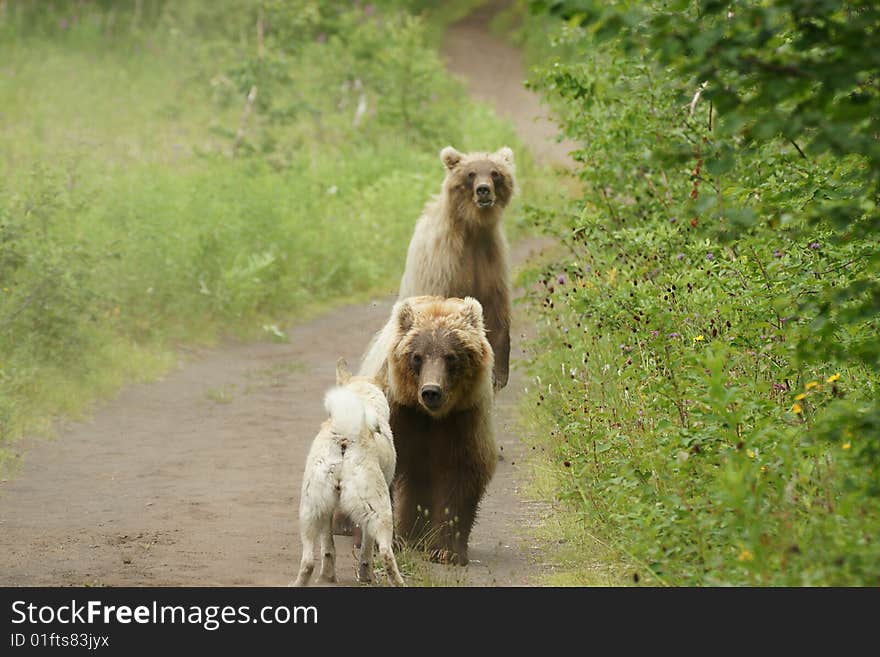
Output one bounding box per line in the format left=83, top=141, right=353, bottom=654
left=375, top=520, right=405, bottom=587
left=292, top=521, right=318, bottom=587
left=357, top=535, right=374, bottom=583
left=318, top=514, right=337, bottom=583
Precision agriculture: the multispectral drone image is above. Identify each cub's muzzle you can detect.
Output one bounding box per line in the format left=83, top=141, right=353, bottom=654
left=475, top=183, right=494, bottom=208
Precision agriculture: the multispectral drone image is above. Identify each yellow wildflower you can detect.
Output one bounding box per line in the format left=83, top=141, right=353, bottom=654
left=760, top=466, right=767, bottom=473
left=805, top=381, right=820, bottom=390
left=746, top=449, right=756, bottom=459
left=791, top=403, right=803, bottom=414
left=794, top=393, right=807, bottom=401
left=843, top=442, right=851, bottom=451
left=693, top=335, right=704, bottom=342
left=738, top=549, right=754, bottom=562
left=826, top=373, right=841, bottom=383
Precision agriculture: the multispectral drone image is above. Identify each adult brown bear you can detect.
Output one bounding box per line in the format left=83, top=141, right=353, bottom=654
left=396, top=146, right=515, bottom=390
left=361, top=295, right=496, bottom=565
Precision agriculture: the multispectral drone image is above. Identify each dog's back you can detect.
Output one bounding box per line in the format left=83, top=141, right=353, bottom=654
left=300, top=385, right=377, bottom=524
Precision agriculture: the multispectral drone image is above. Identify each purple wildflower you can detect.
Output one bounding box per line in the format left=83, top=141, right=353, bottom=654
left=668, top=332, right=681, bottom=339
left=773, top=249, right=783, bottom=258
left=706, top=252, right=714, bottom=261
left=809, top=242, right=821, bottom=250
left=677, top=253, right=685, bottom=261
left=557, top=274, right=566, bottom=285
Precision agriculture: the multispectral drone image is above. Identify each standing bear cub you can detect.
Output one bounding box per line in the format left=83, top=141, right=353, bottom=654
left=362, top=295, right=496, bottom=565
left=396, top=146, right=515, bottom=390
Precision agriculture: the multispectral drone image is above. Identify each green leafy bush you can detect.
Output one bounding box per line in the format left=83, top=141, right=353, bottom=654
left=517, top=0, right=879, bottom=585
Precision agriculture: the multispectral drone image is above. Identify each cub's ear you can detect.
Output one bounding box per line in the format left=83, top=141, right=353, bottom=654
left=395, top=299, right=415, bottom=334
left=494, top=146, right=515, bottom=169
left=440, top=146, right=463, bottom=170
left=336, top=357, right=351, bottom=385
left=460, top=297, right=485, bottom=333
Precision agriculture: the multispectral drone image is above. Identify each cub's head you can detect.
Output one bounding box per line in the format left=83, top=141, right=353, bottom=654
left=440, top=146, right=516, bottom=223
left=389, top=295, right=493, bottom=418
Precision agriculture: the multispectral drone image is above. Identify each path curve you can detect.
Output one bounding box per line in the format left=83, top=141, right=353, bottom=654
left=0, top=1, right=559, bottom=587
left=442, top=0, right=576, bottom=167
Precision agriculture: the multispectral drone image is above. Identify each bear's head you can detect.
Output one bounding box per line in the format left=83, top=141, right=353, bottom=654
left=440, top=146, right=516, bottom=225
left=388, top=295, right=493, bottom=418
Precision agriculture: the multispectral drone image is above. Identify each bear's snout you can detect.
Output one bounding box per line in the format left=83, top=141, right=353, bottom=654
left=420, top=384, right=444, bottom=410
left=474, top=181, right=495, bottom=208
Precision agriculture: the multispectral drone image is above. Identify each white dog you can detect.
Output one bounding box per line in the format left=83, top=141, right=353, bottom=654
left=293, top=358, right=405, bottom=587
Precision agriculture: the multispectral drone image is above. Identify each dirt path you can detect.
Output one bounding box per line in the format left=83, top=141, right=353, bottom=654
left=0, top=2, right=561, bottom=587
left=443, top=0, right=577, bottom=167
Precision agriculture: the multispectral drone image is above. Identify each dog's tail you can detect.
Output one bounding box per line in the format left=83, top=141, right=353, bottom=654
left=324, top=387, right=379, bottom=438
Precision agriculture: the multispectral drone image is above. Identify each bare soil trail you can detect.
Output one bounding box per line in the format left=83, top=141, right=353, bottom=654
left=443, top=0, right=577, bottom=167
left=0, top=1, right=564, bottom=586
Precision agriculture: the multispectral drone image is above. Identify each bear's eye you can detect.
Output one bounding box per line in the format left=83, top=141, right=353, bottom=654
left=411, top=354, right=423, bottom=369
left=444, top=354, right=458, bottom=366
left=491, top=170, right=500, bottom=179
left=467, top=171, right=476, bottom=180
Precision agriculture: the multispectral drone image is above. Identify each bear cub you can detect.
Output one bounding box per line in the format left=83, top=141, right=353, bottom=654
left=397, top=146, right=515, bottom=390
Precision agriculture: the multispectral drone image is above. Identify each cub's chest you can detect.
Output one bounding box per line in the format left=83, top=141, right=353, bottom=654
left=435, top=235, right=500, bottom=296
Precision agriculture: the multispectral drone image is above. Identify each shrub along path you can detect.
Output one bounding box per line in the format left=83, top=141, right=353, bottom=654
left=0, top=2, right=565, bottom=586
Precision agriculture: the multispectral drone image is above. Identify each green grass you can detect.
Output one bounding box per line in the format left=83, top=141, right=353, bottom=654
left=0, top=1, right=545, bottom=470
left=518, top=408, right=634, bottom=586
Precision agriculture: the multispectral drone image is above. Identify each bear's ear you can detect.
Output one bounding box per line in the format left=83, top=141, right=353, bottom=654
left=494, top=146, right=515, bottom=169
left=336, top=357, right=351, bottom=385
left=440, top=146, right=463, bottom=170
left=460, top=297, right=485, bottom=333
left=395, top=299, right=415, bottom=334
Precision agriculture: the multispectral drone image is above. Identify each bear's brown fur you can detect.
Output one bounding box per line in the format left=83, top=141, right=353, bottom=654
left=366, top=295, right=496, bottom=565
left=397, top=146, right=515, bottom=390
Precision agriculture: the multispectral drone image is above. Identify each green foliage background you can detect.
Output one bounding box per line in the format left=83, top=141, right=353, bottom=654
left=511, top=0, right=879, bottom=585
left=0, top=0, right=530, bottom=459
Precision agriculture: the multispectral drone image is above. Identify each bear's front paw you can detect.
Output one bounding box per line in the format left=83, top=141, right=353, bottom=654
left=429, top=548, right=468, bottom=566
